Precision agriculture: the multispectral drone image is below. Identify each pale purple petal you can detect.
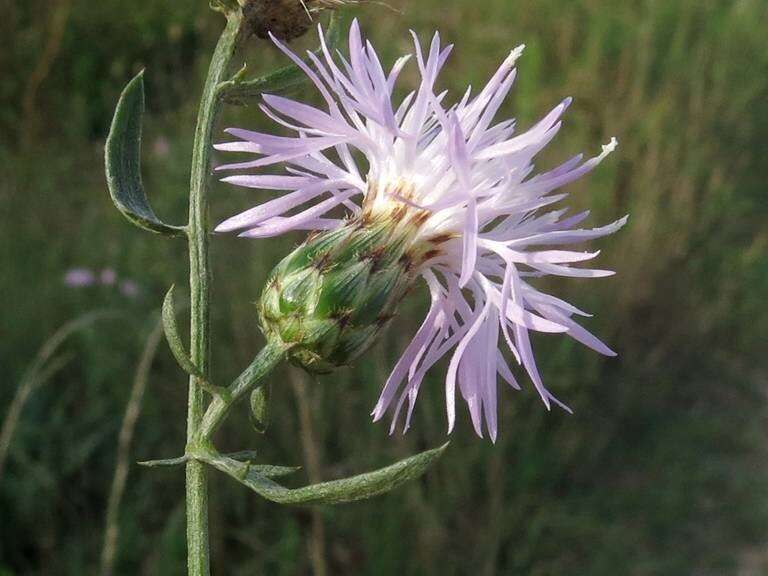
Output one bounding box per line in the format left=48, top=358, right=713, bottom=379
left=238, top=190, right=358, bottom=238
left=216, top=181, right=346, bottom=233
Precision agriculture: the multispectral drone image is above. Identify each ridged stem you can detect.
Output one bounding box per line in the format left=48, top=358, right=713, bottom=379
left=185, top=10, right=245, bottom=576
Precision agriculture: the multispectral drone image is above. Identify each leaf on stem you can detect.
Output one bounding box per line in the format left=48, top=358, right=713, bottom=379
left=244, top=464, right=302, bottom=479
left=200, top=442, right=449, bottom=505
left=223, top=450, right=260, bottom=462
left=162, top=285, right=203, bottom=379
left=140, top=451, right=299, bottom=479
left=162, top=286, right=230, bottom=398
left=105, top=71, right=184, bottom=236
left=138, top=455, right=189, bottom=468
left=218, top=11, right=342, bottom=105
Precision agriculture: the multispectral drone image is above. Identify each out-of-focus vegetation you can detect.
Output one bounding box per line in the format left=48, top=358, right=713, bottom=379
left=2, top=0, right=767, bottom=574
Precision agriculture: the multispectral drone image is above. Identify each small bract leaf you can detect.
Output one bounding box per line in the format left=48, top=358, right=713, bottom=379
left=161, top=285, right=202, bottom=378
left=242, top=463, right=302, bottom=479
left=249, top=385, right=271, bottom=434
left=105, top=71, right=184, bottom=236
left=138, top=455, right=189, bottom=468
left=162, top=286, right=229, bottom=398
left=138, top=451, right=270, bottom=469
left=222, top=450, right=258, bottom=461
left=201, top=442, right=449, bottom=505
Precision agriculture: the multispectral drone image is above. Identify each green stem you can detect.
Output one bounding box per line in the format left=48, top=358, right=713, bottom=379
left=185, top=10, right=245, bottom=576
left=197, top=341, right=287, bottom=441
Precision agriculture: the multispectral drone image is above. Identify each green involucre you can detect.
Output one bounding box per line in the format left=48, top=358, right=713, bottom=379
left=259, top=216, right=422, bottom=373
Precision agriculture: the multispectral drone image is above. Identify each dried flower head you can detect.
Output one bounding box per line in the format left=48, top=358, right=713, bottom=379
left=243, top=0, right=353, bottom=41
left=215, top=20, right=627, bottom=440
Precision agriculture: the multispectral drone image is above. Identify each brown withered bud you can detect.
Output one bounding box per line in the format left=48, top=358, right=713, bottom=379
left=242, top=0, right=350, bottom=42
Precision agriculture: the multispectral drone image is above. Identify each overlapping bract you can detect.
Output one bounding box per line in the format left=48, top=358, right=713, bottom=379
left=216, top=20, right=626, bottom=441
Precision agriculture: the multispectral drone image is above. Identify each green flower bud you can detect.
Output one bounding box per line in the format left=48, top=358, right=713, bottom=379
left=259, top=213, right=427, bottom=373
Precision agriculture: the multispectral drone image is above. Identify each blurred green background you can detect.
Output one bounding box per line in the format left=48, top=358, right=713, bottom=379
left=2, top=0, right=768, bottom=574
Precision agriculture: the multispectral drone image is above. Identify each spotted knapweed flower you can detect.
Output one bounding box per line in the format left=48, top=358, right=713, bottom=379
left=215, top=20, right=627, bottom=440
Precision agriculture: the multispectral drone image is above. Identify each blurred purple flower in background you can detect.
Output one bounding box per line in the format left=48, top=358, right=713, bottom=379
left=215, top=21, right=626, bottom=440
left=152, top=135, right=170, bottom=159
left=119, top=280, right=140, bottom=299
left=100, top=268, right=117, bottom=286
left=62, top=267, right=141, bottom=300
left=64, top=268, right=96, bottom=288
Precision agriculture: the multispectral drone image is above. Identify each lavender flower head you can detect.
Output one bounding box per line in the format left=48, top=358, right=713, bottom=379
left=215, top=20, right=627, bottom=440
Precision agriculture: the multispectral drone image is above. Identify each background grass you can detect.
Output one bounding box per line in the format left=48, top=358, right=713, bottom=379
left=2, top=0, right=768, bottom=574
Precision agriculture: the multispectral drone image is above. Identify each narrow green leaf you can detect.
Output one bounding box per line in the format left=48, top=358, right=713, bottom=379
left=249, top=385, right=270, bottom=434
left=138, top=455, right=189, bottom=468
left=218, top=11, right=342, bottom=105
left=162, top=286, right=230, bottom=398
left=138, top=452, right=256, bottom=469
left=139, top=451, right=298, bottom=479
left=161, top=285, right=202, bottom=378
left=105, top=71, right=184, bottom=236
left=237, top=463, right=302, bottom=479
left=200, top=442, right=449, bottom=505
left=223, top=450, right=260, bottom=462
